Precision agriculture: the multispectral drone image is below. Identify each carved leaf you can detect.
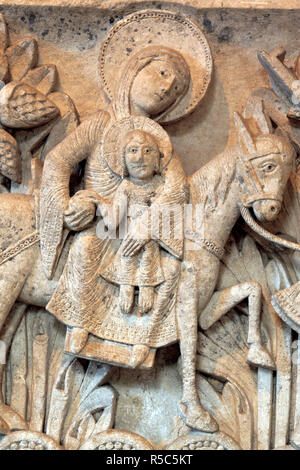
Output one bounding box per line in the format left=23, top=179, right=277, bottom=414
left=2, top=303, right=116, bottom=449
left=64, top=385, right=117, bottom=449
left=6, top=38, right=38, bottom=81
left=79, top=362, right=113, bottom=401
left=0, top=128, right=21, bottom=182
left=0, top=13, right=7, bottom=82
left=0, top=55, right=9, bottom=82
left=23, top=65, right=57, bottom=96
left=295, top=54, right=300, bottom=80
left=0, top=14, right=8, bottom=55
left=0, top=81, right=59, bottom=128
left=196, top=375, right=252, bottom=450
left=197, top=312, right=255, bottom=384
left=0, top=403, right=27, bottom=433
left=47, top=91, right=78, bottom=118
left=7, top=316, right=28, bottom=419
left=0, top=415, right=9, bottom=434
left=62, top=361, right=115, bottom=449
left=41, top=92, right=78, bottom=159
left=45, top=356, right=85, bottom=443
left=221, top=235, right=251, bottom=284
left=197, top=311, right=257, bottom=448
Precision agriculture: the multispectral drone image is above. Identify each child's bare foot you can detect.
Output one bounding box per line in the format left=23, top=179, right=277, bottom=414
left=138, top=286, right=154, bottom=314
left=119, top=285, right=134, bottom=314
left=69, top=327, right=89, bottom=354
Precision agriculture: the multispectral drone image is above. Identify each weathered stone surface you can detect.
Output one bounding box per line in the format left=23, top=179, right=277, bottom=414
left=0, top=2, right=299, bottom=452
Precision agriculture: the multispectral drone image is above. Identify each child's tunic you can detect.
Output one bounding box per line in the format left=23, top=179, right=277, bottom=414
left=100, top=176, right=164, bottom=287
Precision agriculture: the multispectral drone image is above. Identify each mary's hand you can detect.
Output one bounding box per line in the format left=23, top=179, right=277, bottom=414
left=64, top=190, right=97, bottom=231
left=121, top=222, right=150, bottom=257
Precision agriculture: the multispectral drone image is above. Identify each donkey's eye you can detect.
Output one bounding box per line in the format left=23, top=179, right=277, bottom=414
left=266, top=164, right=276, bottom=172
left=260, top=162, right=277, bottom=173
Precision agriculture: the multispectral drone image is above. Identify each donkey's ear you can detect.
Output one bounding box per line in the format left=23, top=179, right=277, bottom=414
left=243, top=96, right=273, bottom=135
left=233, top=111, right=256, bottom=154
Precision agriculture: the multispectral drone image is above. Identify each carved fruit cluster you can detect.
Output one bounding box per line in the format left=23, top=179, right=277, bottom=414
left=7, top=440, right=46, bottom=450
left=0, top=82, right=58, bottom=128
left=0, top=14, right=61, bottom=185
left=97, top=441, right=135, bottom=450
left=181, top=440, right=225, bottom=450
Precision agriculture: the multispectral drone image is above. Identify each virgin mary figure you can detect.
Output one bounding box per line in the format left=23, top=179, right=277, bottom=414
left=39, top=9, right=217, bottom=433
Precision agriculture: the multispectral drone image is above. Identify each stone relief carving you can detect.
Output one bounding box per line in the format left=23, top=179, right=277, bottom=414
left=0, top=5, right=300, bottom=451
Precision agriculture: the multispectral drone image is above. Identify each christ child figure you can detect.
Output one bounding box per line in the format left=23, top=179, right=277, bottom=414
left=100, top=127, right=167, bottom=315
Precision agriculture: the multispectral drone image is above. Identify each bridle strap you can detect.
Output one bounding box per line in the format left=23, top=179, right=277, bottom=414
left=242, top=193, right=282, bottom=208
left=240, top=205, right=300, bottom=252
left=237, top=154, right=264, bottom=200
left=238, top=151, right=282, bottom=208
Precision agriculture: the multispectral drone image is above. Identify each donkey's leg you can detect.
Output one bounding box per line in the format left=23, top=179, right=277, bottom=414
left=0, top=278, right=27, bottom=333
left=0, top=249, right=35, bottom=332
left=246, top=281, right=276, bottom=370
left=177, top=248, right=219, bottom=433
left=0, top=303, right=27, bottom=401
left=0, top=252, right=34, bottom=434
left=221, top=282, right=275, bottom=369
left=200, top=283, right=259, bottom=330
left=0, top=304, right=28, bottom=433
left=200, top=282, right=275, bottom=369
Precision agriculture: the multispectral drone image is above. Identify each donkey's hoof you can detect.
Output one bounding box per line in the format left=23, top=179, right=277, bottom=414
left=69, top=328, right=89, bottom=354
left=130, top=344, right=150, bottom=368
left=247, top=343, right=276, bottom=370
left=179, top=401, right=219, bottom=433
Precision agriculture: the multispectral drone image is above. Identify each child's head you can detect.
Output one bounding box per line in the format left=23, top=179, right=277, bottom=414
left=103, top=116, right=172, bottom=178
left=121, top=129, right=161, bottom=180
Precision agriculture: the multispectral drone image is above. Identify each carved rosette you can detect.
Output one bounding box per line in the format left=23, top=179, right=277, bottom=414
left=80, top=430, right=155, bottom=451
left=0, top=431, right=63, bottom=450
left=165, top=432, right=241, bottom=451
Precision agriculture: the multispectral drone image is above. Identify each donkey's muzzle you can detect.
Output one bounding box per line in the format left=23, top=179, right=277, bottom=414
left=252, top=199, right=281, bottom=222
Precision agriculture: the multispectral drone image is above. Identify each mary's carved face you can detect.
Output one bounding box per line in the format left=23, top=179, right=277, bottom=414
left=130, top=60, right=186, bottom=117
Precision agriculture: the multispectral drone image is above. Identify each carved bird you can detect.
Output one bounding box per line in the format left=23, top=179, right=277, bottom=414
left=0, top=81, right=59, bottom=128
left=0, top=128, right=21, bottom=183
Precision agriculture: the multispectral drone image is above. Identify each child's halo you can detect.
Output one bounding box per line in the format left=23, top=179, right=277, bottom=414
left=103, top=116, right=173, bottom=178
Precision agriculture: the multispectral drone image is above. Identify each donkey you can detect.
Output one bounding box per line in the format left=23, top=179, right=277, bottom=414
left=176, top=112, right=300, bottom=431
left=0, top=112, right=299, bottom=434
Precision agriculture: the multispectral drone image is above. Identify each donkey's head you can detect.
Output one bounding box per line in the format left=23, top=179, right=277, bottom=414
left=234, top=112, right=295, bottom=223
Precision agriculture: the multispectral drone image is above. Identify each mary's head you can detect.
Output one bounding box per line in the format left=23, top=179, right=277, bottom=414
left=113, top=46, right=190, bottom=121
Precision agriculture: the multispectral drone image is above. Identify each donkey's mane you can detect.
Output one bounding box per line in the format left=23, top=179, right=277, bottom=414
left=189, top=146, right=237, bottom=211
